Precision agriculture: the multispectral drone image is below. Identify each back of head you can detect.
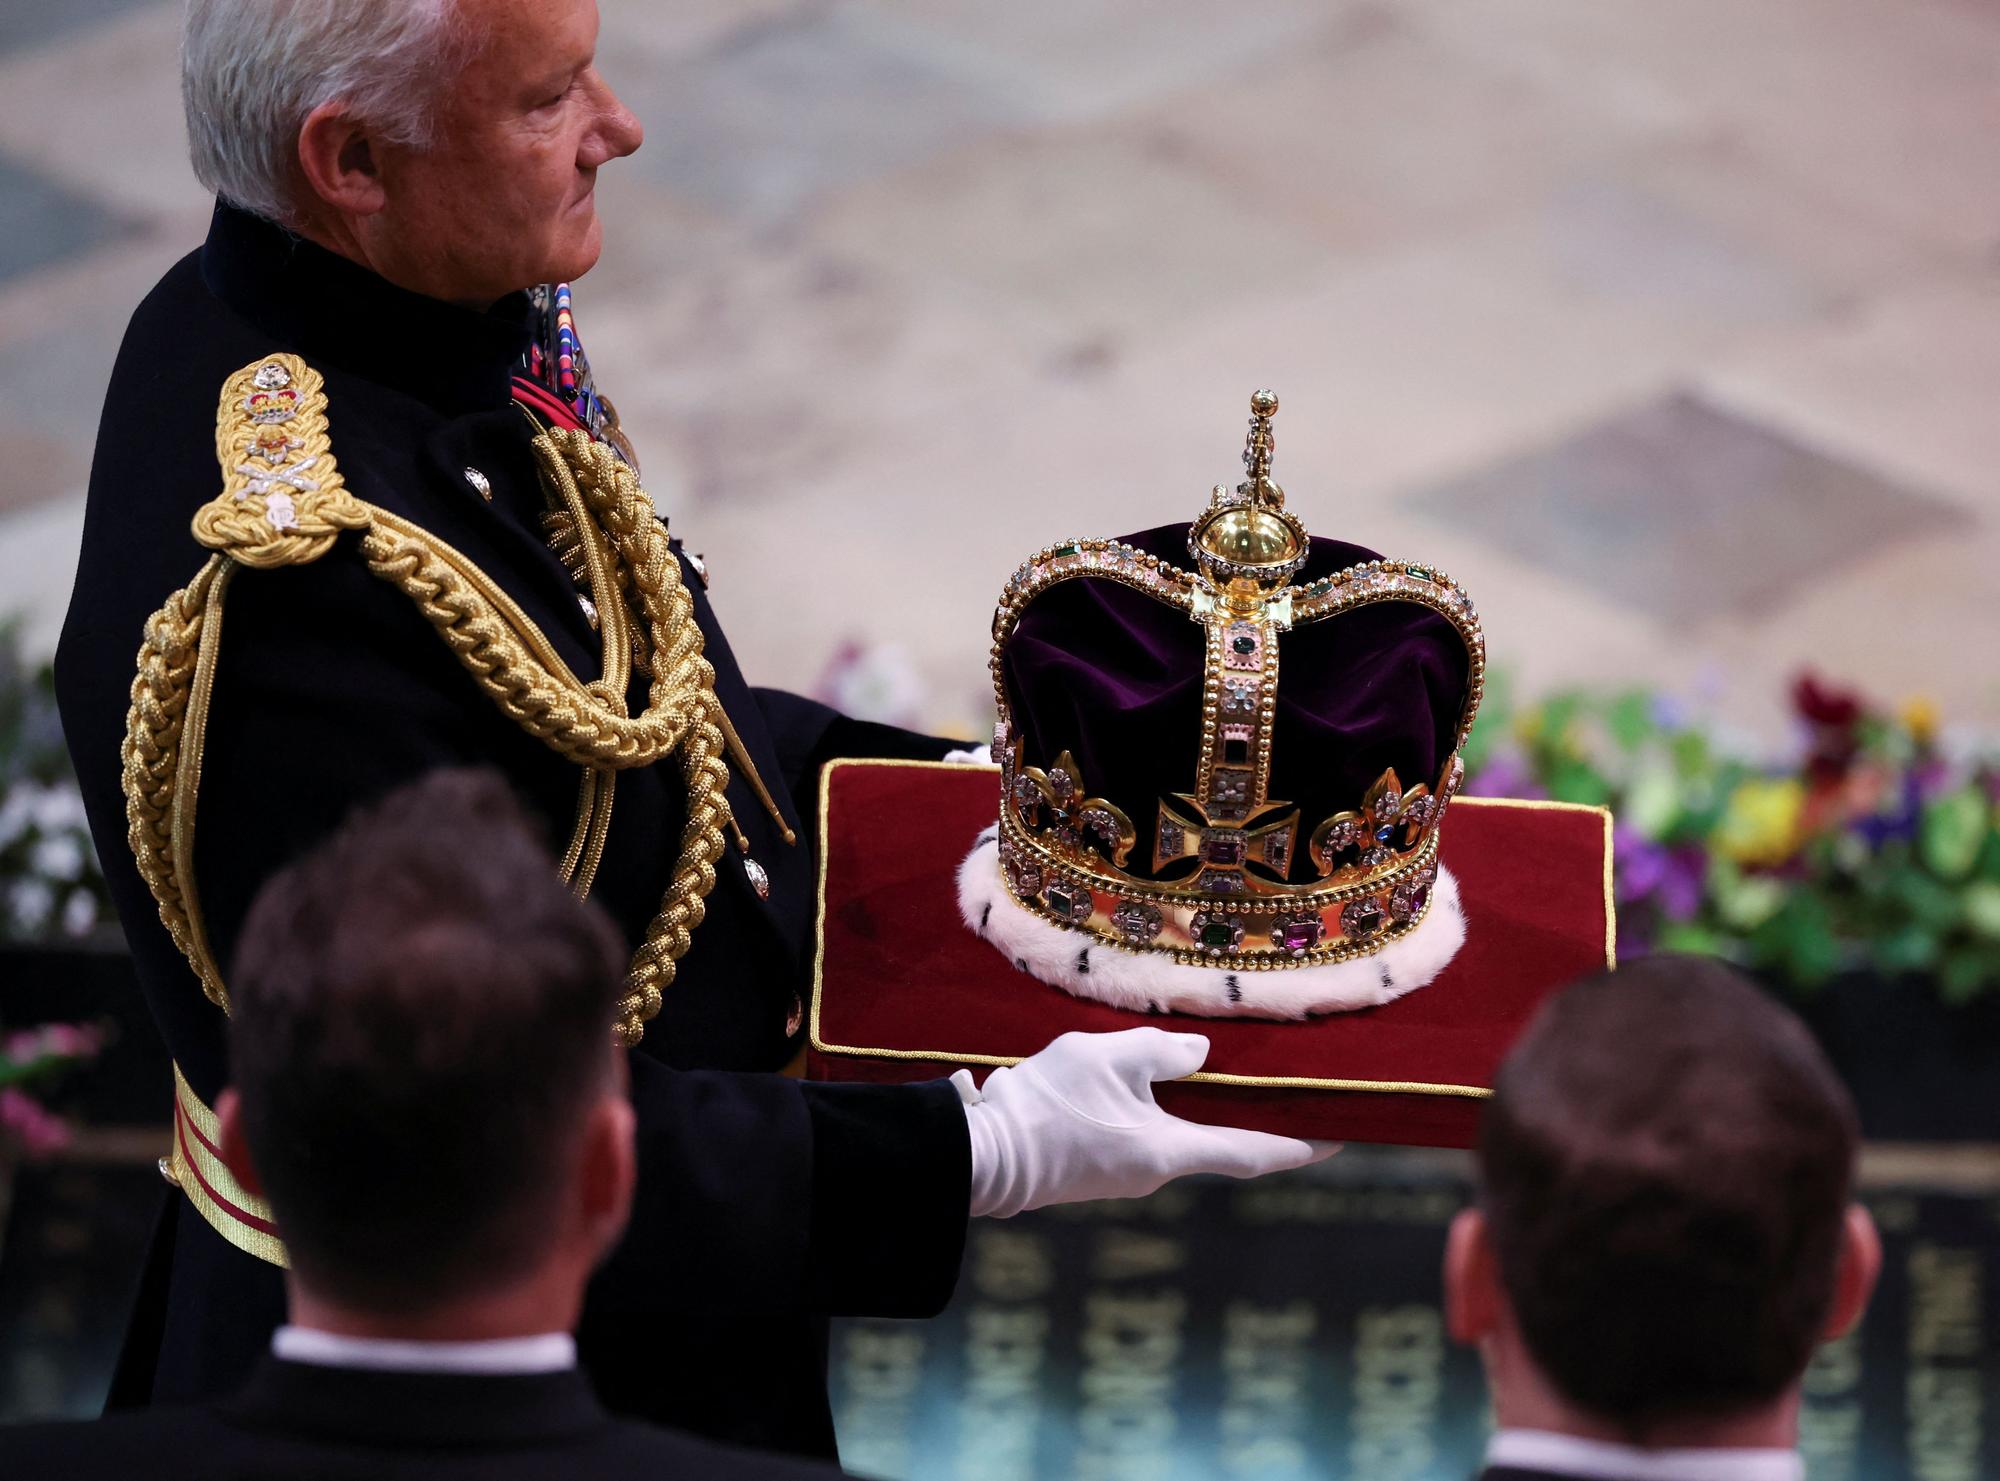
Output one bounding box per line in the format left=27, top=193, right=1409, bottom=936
left=1478, top=955, right=1859, bottom=1433
left=229, top=768, right=625, bottom=1312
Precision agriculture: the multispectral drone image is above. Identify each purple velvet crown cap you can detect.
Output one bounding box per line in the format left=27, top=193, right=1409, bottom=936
left=999, top=523, right=1474, bottom=887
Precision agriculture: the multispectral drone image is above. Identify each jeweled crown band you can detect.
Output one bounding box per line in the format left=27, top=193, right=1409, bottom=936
left=997, top=819, right=1442, bottom=970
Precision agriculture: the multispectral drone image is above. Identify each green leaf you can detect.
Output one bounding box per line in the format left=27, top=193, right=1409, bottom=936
left=1656, top=923, right=1727, bottom=956
left=1763, top=893, right=1841, bottom=985
left=1938, top=951, right=1995, bottom=1006
left=1965, top=880, right=2000, bottom=942
left=1670, top=729, right=1713, bottom=778
left=1548, top=760, right=1612, bottom=808
left=1715, top=871, right=1787, bottom=931
left=1624, top=764, right=1682, bottom=841
left=1606, top=691, right=1657, bottom=753
left=1920, top=788, right=1990, bottom=881
left=1887, top=867, right=1963, bottom=933
left=1875, top=925, right=1941, bottom=974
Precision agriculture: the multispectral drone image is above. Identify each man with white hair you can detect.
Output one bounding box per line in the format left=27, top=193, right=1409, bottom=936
left=54, top=0, right=1330, bottom=1460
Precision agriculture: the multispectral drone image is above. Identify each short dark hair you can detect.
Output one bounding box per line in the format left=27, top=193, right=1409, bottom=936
left=230, top=768, right=627, bottom=1310
left=1478, top=955, right=1859, bottom=1433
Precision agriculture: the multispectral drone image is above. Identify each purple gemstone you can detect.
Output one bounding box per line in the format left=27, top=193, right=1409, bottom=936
left=1390, top=883, right=1431, bottom=923
left=1275, top=916, right=1322, bottom=953
left=1199, top=832, right=1245, bottom=865
left=1197, top=869, right=1245, bottom=894
left=1157, top=821, right=1185, bottom=857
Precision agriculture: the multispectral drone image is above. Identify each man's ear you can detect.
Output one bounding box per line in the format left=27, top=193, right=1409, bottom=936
left=296, top=101, right=389, bottom=219
left=214, top=1088, right=266, bottom=1199
left=1444, top=1207, right=1503, bottom=1346
left=576, top=1092, right=636, bottom=1260
left=1823, top=1204, right=1882, bottom=1340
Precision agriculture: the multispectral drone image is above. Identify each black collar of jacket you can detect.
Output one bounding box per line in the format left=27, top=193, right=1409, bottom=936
left=198, top=201, right=536, bottom=419
left=223, top=1355, right=608, bottom=1449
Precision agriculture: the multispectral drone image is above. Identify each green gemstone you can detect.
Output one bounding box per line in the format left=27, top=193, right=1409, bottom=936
left=1053, top=543, right=1080, bottom=558
left=1406, top=565, right=1432, bottom=580
left=1199, top=920, right=1235, bottom=948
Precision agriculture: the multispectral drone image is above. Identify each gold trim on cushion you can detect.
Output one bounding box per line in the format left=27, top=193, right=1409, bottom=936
left=807, top=758, right=1617, bottom=1099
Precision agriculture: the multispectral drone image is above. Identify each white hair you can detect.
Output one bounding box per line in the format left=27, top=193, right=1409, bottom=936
left=182, top=0, right=470, bottom=223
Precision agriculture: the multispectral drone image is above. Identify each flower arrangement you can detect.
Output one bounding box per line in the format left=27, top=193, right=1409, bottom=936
left=0, top=625, right=111, bottom=944
left=1463, top=673, right=2000, bottom=1002
left=0, top=1022, right=104, bottom=1158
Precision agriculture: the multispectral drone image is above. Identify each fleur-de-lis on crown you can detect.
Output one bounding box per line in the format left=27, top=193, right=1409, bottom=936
left=1308, top=767, right=1441, bottom=877
left=1009, top=750, right=1136, bottom=868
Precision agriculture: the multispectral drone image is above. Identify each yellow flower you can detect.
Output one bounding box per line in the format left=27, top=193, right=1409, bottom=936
left=1714, top=778, right=1805, bottom=867
left=1900, top=696, right=1940, bottom=745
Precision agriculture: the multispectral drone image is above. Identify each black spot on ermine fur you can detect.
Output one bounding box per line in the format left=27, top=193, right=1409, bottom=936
left=1076, top=950, right=1090, bottom=975
left=980, top=903, right=992, bottom=930
left=1226, top=975, right=1242, bottom=1004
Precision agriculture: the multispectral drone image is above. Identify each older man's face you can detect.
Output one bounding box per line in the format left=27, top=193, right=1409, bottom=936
left=368, top=0, right=641, bottom=305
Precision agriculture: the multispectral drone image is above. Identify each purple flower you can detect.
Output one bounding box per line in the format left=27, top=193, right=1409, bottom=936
left=1852, top=773, right=1921, bottom=849
left=0, top=1087, right=70, bottom=1157
left=1467, top=753, right=1546, bottom=800
left=1655, top=847, right=1708, bottom=923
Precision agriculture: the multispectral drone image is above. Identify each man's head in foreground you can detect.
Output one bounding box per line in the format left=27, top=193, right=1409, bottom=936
left=216, top=768, right=636, bottom=1338
left=183, top=0, right=643, bottom=305
left=1447, top=955, right=1880, bottom=1449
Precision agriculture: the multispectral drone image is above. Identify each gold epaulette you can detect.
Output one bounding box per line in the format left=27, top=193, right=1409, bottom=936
left=193, top=353, right=371, bottom=567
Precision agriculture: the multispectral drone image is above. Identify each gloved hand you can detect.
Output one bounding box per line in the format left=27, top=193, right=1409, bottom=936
left=956, top=1028, right=1340, bottom=1218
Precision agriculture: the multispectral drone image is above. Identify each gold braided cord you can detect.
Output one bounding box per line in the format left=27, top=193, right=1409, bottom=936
left=120, top=356, right=748, bottom=1045
left=351, top=433, right=738, bottom=1045
left=122, top=556, right=233, bottom=1010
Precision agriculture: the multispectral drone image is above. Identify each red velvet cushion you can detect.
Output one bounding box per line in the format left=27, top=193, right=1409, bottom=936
left=807, top=760, right=1613, bottom=1149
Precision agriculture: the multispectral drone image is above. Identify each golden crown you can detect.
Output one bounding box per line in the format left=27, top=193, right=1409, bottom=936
left=988, top=390, right=1486, bottom=971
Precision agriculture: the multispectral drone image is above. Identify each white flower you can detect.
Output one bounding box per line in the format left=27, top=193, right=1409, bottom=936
left=0, top=790, right=30, bottom=850
left=26, top=783, right=87, bottom=835
left=818, top=641, right=927, bottom=729
left=8, top=879, right=55, bottom=934
left=31, top=832, right=86, bottom=883
left=60, top=889, right=98, bottom=938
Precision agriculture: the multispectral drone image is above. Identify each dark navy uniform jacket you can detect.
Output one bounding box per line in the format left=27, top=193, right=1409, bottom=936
left=54, top=202, right=968, bottom=1460
left=0, top=1358, right=845, bottom=1480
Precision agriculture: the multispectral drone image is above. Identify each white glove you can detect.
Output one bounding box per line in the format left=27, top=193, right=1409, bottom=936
left=956, top=1028, right=1340, bottom=1218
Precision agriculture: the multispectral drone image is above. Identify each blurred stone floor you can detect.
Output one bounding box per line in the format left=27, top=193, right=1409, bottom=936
left=0, top=0, right=1997, bottom=744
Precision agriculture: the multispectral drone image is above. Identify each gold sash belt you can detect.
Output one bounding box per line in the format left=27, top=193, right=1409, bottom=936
left=159, top=1062, right=288, bottom=1268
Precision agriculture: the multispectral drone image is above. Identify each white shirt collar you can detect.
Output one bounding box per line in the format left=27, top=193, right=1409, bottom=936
left=272, top=1325, right=576, bottom=1376
left=1486, top=1429, right=1804, bottom=1481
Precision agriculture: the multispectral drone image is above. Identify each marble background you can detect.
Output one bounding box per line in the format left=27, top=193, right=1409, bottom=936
left=0, top=0, right=1997, bottom=743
